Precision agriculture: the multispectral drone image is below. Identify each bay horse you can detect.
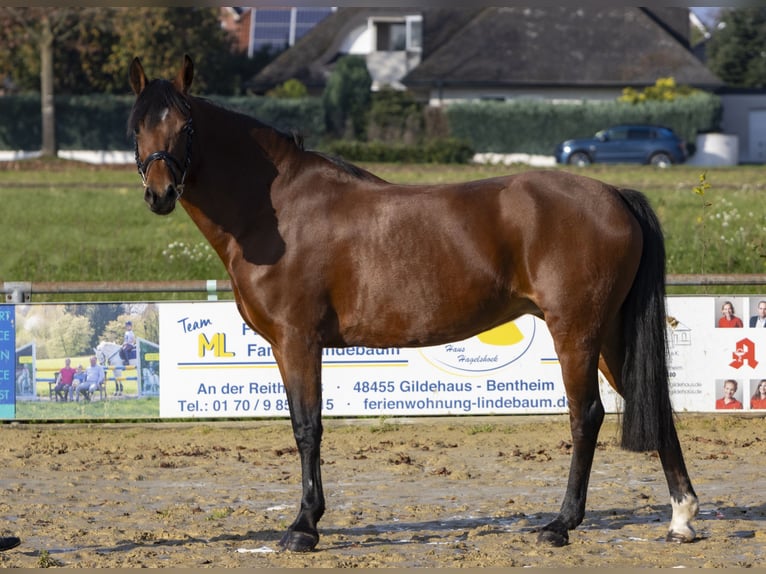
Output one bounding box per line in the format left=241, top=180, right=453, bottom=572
left=127, top=55, right=698, bottom=553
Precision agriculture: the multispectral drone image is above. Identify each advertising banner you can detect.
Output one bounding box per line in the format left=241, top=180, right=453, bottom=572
left=158, top=296, right=766, bottom=417
left=0, top=305, right=15, bottom=419
left=5, top=296, right=766, bottom=420
left=159, top=301, right=567, bottom=418
left=664, top=296, right=766, bottom=412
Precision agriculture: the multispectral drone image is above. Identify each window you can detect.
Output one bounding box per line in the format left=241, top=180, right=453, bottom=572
left=372, top=14, right=422, bottom=52
left=627, top=127, right=652, bottom=140
left=376, top=22, right=406, bottom=51
left=250, top=7, right=334, bottom=52
left=406, top=15, right=422, bottom=51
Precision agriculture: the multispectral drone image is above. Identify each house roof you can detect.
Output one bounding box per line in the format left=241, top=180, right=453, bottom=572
left=248, top=7, right=412, bottom=92
left=405, top=7, right=723, bottom=89
left=248, top=7, right=724, bottom=94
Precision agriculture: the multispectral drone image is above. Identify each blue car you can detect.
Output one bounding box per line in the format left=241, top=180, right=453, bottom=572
left=554, top=125, right=687, bottom=167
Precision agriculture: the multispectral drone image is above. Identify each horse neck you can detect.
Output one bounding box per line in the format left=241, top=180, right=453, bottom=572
left=180, top=98, right=294, bottom=265
left=189, top=98, right=298, bottom=179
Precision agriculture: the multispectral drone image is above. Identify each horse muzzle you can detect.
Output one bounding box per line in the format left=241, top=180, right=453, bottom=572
left=144, top=185, right=178, bottom=215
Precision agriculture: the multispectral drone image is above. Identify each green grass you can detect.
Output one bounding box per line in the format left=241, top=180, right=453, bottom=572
left=2, top=159, right=766, bottom=299
left=14, top=395, right=159, bottom=420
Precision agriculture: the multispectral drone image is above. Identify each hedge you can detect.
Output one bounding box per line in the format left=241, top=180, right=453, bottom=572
left=323, top=138, right=475, bottom=164
left=0, top=94, right=325, bottom=151
left=445, top=93, right=722, bottom=155
left=1, top=91, right=722, bottom=157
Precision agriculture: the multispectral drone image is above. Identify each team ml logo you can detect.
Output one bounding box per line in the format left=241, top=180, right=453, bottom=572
left=419, top=315, right=537, bottom=375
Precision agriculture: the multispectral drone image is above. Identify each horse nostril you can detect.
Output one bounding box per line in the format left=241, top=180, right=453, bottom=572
left=144, top=187, right=156, bottom=205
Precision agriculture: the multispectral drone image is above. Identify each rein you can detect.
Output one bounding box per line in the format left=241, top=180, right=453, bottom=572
left=134, top=106, right=194, bottom=198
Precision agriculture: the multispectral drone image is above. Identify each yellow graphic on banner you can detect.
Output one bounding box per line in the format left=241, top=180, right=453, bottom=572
left=477, top=321, right=524, bottom=346
left=199, top=333, right=235, bottom=357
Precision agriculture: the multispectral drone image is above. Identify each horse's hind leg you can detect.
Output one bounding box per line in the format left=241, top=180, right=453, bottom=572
left=599, top=338, right=698, bottom=543
left=658, top=425, right=698, bottom=542
left=537, top=334, right=604, bottom=547
left=272, top=342, right=326, bottom=552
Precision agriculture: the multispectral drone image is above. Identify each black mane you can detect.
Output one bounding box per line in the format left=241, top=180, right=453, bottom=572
left=129, top=83, right=381, bottom=181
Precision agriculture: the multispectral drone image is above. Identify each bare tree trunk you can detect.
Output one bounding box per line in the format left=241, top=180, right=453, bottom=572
left=39, top=13, right=56, bottom=158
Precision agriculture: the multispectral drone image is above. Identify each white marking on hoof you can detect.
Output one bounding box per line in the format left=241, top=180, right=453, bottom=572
left=667, top=493, right=699, bottom=543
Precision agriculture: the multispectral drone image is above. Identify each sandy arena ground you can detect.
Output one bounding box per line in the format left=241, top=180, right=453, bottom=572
left=0, top=414, right=764, bottom=567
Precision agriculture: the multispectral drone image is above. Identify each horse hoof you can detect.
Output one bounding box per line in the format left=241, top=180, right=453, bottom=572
left=666, top=529, right=695, bottom=543
left=0, top=536, right=20, bottom=552
left=536, top=523, right=569, bottom=547
left=278, top=530, right=318, bottom=552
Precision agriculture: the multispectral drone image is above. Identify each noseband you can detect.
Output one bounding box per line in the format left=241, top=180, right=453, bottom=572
left=134, top=108, right=194, bottom=198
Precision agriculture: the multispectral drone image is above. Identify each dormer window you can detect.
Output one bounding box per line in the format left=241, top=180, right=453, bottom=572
left=371, top=15, right=422, bottom=52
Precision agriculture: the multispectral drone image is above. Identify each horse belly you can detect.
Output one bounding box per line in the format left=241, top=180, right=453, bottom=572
left=335, top=263, right=524, bottom=348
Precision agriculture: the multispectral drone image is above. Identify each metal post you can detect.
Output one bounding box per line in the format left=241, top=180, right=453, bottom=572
left=3, top=282, right=31, bottom=303
left=206, top=279, right=218, bottom=301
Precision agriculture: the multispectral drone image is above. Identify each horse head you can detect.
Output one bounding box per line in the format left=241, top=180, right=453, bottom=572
left=95, top=342, right=120, bottom=366
left=128, top=55, right=195, bottom=216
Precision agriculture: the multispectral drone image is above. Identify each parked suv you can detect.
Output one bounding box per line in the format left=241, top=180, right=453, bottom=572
left=554, top=125, right=687, bottom=167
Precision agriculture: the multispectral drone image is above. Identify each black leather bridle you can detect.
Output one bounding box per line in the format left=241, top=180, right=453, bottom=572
left=134, top=109, right=194, bottom=198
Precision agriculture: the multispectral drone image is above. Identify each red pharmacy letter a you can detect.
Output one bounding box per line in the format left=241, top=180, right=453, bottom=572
left=730, top=337, right=758, bottom=369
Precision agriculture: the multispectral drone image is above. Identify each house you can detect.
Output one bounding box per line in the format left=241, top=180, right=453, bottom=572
left=248, top=7, right=723, bottom=103
left=248, top=7, right=766, bottom=164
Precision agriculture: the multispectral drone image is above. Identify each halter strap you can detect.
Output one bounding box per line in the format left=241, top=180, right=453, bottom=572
left=134, top=113, right=194, bottom=198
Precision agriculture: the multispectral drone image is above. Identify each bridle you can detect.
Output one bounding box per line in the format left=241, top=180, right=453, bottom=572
left=134, top=104, right=194, bottom=198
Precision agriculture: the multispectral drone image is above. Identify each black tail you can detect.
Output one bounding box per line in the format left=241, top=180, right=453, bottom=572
left=617, top=188, right=675, bottom=452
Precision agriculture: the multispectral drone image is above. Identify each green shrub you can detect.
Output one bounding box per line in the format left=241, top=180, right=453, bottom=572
left=0, top=94, right=41, bottom=150
left=266, top=78, right=309, bottom=99
left=445, top=93, right=721, bottom=154
left=368, top=88, right=424, bottom=144
left=322, top=55, right=372, bottom=139
left=210, top=96, right=325, bottom=146
left=322, top=138, right=474, bottom=164
left=0, top=94, right=325, bottom=150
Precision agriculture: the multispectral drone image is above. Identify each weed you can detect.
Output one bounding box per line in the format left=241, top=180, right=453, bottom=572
left=207, top=507, right=234, bottom=521
left=370, top=419, right=399, bottom=433
left=693, top=171, right=713, bottom=278
left=37, top=549, right=63, bottom=568
left=467, top=423, right=495, bottom=435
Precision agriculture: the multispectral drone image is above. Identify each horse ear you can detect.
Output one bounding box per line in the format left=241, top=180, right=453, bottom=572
left=174, top=54, right=194, bottom=94
left=129, top=57, right=147, bottom=96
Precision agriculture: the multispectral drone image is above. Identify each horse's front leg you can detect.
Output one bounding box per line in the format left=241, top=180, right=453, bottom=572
left=272, top=342, right=325, bottom=552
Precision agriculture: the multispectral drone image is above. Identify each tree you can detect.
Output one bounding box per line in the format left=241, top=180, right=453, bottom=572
left=15, top=306, right=94, bottom=359
left=322, top=55, right=372, bottom=140
left=706, top=7, right=766, bottom=88
left=101, top=7, right=237, bottom=94
left=0, top=7, right=109, bottom=155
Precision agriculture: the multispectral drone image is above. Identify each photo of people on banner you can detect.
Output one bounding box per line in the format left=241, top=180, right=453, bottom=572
left=13, top=303, right=160, bottom=419
left=714, top=296, right=766, bottom=411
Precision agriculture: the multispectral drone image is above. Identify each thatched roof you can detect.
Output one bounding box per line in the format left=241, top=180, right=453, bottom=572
left=248, top=7, right=723, bottom=94
left=405, top=7, right=722, bottom=89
